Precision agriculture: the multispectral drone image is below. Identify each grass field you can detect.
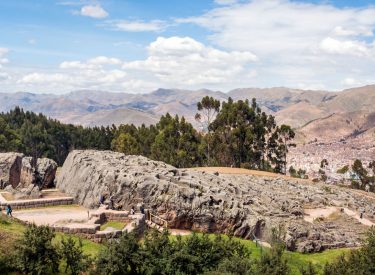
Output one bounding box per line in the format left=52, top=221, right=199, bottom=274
left=0, top=214, right=103, bottom=257
left=1, top=215, right=350, bottom=274
left=170, top=233, right=350, bottom=274
left=100, top=221, right=126, bottom=231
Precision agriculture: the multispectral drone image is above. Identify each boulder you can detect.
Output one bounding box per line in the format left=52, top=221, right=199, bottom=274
left=37, top=158, right=58, bottom=189
left=57, top=150, right=374, bottom=252
left=0, top=153, right=57, bottom=189
left=0, top=152, right=23, bottom=188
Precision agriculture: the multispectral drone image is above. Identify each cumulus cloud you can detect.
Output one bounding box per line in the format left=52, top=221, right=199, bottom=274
left=123, top=36, right=257, bottom=85
left=88, top=56, right=122, bottom=65
left=177, top=0, right=375, bottom=89
left=0, top=48, right=9, bottom=64
left=80, top=4, right=108, bottom=18
left=105, top=20, right=167, bottom=32
left=0, top=47, right=10, bottom=82
left=319, top=37, right=373, bottom=57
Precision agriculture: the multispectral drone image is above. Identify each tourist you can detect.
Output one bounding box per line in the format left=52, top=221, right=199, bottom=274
left=130, top=206, right=135, bottom=215
left=6, top=204, right=12, bottom=217
left=99, top=194, right=105, bottom=205
left=109, top=195, right=114, bottom=210
left=365, top=184, right=370, bottom=193
left=360, top=208, right=365, bottom=219
left=140, top=205, right=145, bottom=214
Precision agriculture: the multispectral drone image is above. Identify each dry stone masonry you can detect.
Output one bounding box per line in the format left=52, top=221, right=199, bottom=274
left=57, top=150, right=375, bottom=252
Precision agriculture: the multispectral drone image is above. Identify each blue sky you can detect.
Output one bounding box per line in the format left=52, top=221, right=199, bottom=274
left=0, top=0, right=374, bottom=93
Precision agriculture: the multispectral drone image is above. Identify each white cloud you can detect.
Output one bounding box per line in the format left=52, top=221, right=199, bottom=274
left=215, top=0, right=238, bottom=5
left=0, top=48, right=10, bottom=81
left=19, top=73, right=71, bottom=84
left=88, top=56, right=122, bottom=65
left=177, top=0, right=375, bottom=89
left=60, top=61, right=98, bottom=70
left=106, top=20, right=167, bottom=32
left=123, top=36, right=257, bottom=86
left=80, top=5, right=108, bottom=19
left=319, top=37, right=372, bottom=57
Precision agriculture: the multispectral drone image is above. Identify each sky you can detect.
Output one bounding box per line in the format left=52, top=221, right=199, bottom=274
left=0, top=0, right=375, bottom=94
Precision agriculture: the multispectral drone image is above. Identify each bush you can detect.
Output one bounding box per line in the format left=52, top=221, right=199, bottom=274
left=15, top=224, right=60, bottom=275
left=60, top=236, right=91, bottom=275
left=324, top=227, right=375, bottom=275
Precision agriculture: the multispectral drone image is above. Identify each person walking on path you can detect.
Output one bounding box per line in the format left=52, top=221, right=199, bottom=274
left=6, top=204, right=12, bottom=217
left=130, top=206, right=135, bottom=215
left=360, top=208, right=365, bottom=219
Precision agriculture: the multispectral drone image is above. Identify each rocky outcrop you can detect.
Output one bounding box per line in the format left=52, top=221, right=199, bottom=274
left=37, top=158, right=58, bottom=189
left=0, top=152, right=23, bottom=188
left=0, top=153, right=57, bottom=189
left=57, top=150, right=375, bottom=252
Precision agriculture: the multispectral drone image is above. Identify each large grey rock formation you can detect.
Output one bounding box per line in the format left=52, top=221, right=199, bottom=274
left=0, top=152, right=23, bottom=188
left=57, top=150, right=375, bottom=252
left=0, top=152, right=57, bottom=189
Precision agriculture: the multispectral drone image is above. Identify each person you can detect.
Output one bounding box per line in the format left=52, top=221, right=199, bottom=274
left=99, top=194, right=104, bottom=205
left=365, top=184, right=370, bottom=193
left=109, top=196, right=114, bottom=210
left=140, top=205, right=145, bottom=214
left=360, top=208, right=365, bottom=219
left=6, top=204, right=12, bottom=217
left=130, top=206, right=135, bottom=215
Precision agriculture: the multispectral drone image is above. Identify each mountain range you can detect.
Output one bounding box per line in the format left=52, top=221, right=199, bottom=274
left=1, top=85, right=374, bottom=143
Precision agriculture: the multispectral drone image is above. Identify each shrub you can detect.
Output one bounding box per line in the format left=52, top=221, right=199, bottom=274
left=15, top=224, right=60, bottom=275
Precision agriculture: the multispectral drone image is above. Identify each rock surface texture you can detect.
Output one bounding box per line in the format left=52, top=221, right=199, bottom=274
left=57, top=150, right=375, bottom=252
left=0, top=152, right=57, bottom=189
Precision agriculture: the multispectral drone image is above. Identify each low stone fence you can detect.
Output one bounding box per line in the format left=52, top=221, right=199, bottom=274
left=0, top=196, right=74, bottom=210
left=52, top=213, right=145, bottom=243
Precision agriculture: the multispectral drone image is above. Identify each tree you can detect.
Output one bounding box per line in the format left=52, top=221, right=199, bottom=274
left=195, top=96, right=221, bottom=165
left=95, top=231, right=141, bottom=275
left=278, top=125, right=296, bottom=174
left=111, top=133, right=141, bottom=155
left=256, top=227, right=289, bottom=275
left=15, top=224, right=60, bottom=275
left=352, top=159, right=369, bottom=188
left=320, top=159, right=329, bottom=169
left=60, top=236, right=91, bottom=275
left=324, top=227, right=375, bottom=275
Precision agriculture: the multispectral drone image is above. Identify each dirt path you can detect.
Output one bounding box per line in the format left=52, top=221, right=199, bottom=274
left=343, top=208, right=374, bottom=227
left=304, top=207, right=338, bottom=223
left=304, top=206, right=374, bottom=227
left=12, top=205, right=89, bottom=226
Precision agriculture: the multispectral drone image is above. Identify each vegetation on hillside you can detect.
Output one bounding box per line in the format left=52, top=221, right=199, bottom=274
left=1, top=216, right=374, bottom=275
left=0, top=97, right=295, bottom=173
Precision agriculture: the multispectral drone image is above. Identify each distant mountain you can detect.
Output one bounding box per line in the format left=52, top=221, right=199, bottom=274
left=1, top=85, right=374, bottom=143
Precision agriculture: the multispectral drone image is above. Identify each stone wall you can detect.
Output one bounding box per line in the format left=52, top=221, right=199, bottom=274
left=0, top=196, right=73, bottom=210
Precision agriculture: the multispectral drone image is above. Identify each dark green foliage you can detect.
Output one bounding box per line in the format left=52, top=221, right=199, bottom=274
left=15, top=224, right=60, bottom=275
left=289, top=166, right=307, bottom=179
left=299, top=262, right=318, bottom=275
left=337, top=165, right=349, bottom=174
left=2, top=97, right=295, bottom=173
left=96, top=231, right=141, bottom=275
left=256, top=227, right=289, bottom=275
left=0, top=107, right=114, bottom=165
left=324, top=227, right=375, bottom=275
left=320, top=159, right=329, bottom=169
left=60, top=236, right=91, bottom=275
left=95, top=230, right=252, bottom=275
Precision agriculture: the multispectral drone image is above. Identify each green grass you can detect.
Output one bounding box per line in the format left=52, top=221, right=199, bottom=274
left=54, top=233, right=103, bottom=257
left=170, top=233, right=350, bottom=274
left=0, top=215, right=102, bottom=258
left=100, top=221, right=126, bottom=231
left=0, top=217, right=352, bottom=274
